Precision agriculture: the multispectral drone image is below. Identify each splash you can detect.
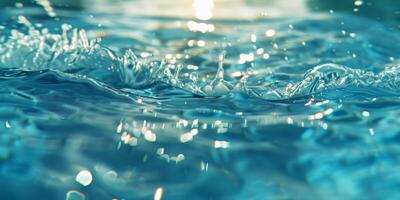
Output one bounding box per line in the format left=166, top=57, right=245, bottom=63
left=34, top=0, right=57, bottom=17
left=1, top=18, right=399, bottom=101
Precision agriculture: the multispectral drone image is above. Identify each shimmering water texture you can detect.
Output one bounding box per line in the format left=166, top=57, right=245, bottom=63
left=1, top=6, right=400, bottom=200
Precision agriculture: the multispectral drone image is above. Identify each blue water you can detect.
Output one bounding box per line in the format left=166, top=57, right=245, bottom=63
left=1, top=1, right=400, bottom=199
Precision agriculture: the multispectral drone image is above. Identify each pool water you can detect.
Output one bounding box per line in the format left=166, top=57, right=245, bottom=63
left=1, top=1, right=400, bottom=199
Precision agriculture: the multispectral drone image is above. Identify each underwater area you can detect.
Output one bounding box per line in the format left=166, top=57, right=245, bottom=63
left=0, top=0, right=400, bottom=199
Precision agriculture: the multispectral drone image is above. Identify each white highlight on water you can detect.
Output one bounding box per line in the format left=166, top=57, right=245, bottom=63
left=75, top=170, right=93, bottom=186
left=154, top=187, right=164, bottom=200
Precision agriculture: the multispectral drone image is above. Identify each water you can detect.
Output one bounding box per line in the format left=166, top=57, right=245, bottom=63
left=1, top=1, right=400, bottom=199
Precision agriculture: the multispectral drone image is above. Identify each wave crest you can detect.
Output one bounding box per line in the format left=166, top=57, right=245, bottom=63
left=1, top=19, right=399, bottom=101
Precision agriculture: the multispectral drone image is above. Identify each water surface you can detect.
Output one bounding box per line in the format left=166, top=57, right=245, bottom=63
left=1, top=1, right=400, bottom=199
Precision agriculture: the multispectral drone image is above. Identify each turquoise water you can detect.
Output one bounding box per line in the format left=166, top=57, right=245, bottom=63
left=1, top=1, right=400, bottom=199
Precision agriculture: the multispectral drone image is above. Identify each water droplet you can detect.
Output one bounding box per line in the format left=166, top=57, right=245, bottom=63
left=34, top=0, right=57, bottom=17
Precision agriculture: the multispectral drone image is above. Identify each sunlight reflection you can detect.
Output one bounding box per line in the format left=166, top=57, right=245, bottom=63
left=193, top=0, right=214, bottom=20
left=214, top=140, right=230, bottom=149
left=265, top=29, right=276, bottom=37
left=75, top=170, right=93, bottom=186
left=154, top=187, right=164, bottom=200
left=187, top=20, right=215, bottom=33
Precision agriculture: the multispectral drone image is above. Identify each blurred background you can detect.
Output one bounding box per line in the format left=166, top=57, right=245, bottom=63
left=0, top=0, right=399, bottom=22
